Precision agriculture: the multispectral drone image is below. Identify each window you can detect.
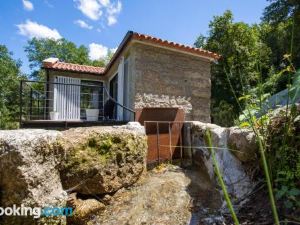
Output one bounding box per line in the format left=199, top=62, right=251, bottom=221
left=80, top=80, right=104, bottom=120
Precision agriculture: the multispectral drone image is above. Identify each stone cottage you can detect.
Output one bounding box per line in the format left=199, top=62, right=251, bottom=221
left=23, top=31, right=219, bottom=126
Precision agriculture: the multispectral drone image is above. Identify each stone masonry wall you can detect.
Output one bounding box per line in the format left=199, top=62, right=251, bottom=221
left=131, top=43, right=211, bottom=122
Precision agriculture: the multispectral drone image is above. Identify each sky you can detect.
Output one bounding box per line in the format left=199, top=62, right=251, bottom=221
left=0, top=0, right=269, bottom=74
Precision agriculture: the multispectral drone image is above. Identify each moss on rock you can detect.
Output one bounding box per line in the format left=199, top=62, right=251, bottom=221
left=59, top=126, right=147, bottom=195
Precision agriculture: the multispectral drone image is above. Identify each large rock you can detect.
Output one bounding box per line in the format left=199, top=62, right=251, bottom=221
left=0, top=124, right=148, bottom=225
left=188, top=122, right=253, bottom=200
left=228, top=127, right=258, bottom=162
left=0, top=129, right=67, bottom=225
left=59, top=125, right=147, bottom=195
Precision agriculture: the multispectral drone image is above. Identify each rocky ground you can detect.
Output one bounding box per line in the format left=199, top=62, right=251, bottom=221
left=69, top=164, right=289, bottom=225
left=79, top=165, right=223, bottom=225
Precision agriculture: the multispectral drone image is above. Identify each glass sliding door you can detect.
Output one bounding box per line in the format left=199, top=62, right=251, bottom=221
left=80, top=80, right=104, bottom=120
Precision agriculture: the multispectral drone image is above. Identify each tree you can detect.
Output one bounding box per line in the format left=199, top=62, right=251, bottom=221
left=262, top=0, right=300, bottom=68
left=263, top=0, right=300, bottom=24
left=195, top=10, right=272, bottom=126
left=0, top=45, right=22, bottom=129
left=259, top=21, right=296, bottom=94
left=25, top=38, right=107, bottom=79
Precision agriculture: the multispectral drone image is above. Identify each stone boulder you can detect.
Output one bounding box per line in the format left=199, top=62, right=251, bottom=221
left=188, top=122, right=253, bottom=199
left=228, top=127, right=258, bottom=162
left=59, top=125, right=147, bottom=195
left=0, top=129, right=67, bottom=225
left=0, top=123, right=148, bottom=225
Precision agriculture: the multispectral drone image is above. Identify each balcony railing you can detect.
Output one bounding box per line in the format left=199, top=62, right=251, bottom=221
left=19, top=80, right=135, bottom=126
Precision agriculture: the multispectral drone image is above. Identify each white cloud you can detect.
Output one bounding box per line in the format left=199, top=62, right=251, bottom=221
left=89, top=43, right=108, bottom=60
left=17, top=20, right=62, bottom=40
left=76, top=0, right=102, bottom=21
left=75, top=0, right=122, bottom=26
left=22, top=0, right=34, bottom=11
left=74, top=20, right=93, bottom=29
left=88, top=43, right=116, bottom=60
left=107, top=16, right=117, bottom=26
left=107, top=1, right=122, bottom=26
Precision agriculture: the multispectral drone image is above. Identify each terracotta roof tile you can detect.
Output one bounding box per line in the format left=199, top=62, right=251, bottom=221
left=131, top=32, right=220, bottom=60
left=43, top=61, right=105, bottom=75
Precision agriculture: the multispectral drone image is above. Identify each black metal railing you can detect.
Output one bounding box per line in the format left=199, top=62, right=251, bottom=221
left=19, top=80, right=135, bottom=124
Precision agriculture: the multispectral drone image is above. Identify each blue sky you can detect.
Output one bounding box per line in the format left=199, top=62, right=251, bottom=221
left=0, top=0, right=269, bottom=74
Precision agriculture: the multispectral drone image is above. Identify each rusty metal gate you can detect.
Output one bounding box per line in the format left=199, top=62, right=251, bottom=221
left=144, top=121, right=184, bottom=164
left=135, top=108, right=185, bottom=164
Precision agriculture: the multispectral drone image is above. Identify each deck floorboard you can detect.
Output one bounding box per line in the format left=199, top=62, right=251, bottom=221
left=21, top=120, right=129, bottom=129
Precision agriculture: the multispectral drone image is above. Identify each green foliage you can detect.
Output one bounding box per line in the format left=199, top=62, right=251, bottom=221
left=196, top=0, right=300, bottom=126
left=263, top=0, right=299, bottom=24
left=0, top=45, right=22, bottom=129
left=240, top=61, right=300, bottom=124
left=262, top=0, right=300, bottom=68
left=195, top=10, right=272, bottom=126
left=25, top=38, right=108, bottom=79
left=236, top=54, right=299, bottom=219
left=211, top=100, right=235, bottom=127
left=238, top=91, right=271, bottom=128
left=276, top=184, right=300, bottom=211
left=25, top=38, right=90, bottom=69
left=195, top=0, right=300, bottom=221
left=267, top=104, right=300, bottom=212
left=260, top=20, right=295, bottom=70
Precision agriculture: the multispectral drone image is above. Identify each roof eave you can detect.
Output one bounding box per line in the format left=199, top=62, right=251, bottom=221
left=131, top=33, right=220, bottom=61
left=103, top=31, right=220, bottom=75
left=131, top=39, right=219, bottom=62
left=103, top=31, right=134, bottom=75
left=42, top=66, right=105, bottom=76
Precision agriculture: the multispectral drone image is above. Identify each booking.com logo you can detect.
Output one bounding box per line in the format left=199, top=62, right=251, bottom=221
left=0, top=205, right=73, bottom=218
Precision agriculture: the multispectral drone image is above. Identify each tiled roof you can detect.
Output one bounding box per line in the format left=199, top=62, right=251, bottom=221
left=43, top=60, right=105, bottom=75
left=131, top=32, right=220, bottom=60
left=43, top=31, right=220, bottom=75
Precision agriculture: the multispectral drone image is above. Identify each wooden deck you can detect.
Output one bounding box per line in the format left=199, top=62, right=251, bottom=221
left=20, top=120, right=129, bottom=129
